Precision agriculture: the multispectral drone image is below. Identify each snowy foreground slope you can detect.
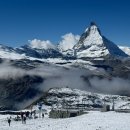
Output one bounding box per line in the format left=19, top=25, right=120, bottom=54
left=0, top=111, right=130, bottom=130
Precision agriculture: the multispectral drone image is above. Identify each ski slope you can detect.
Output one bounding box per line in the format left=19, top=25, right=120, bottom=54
left=0, top=111, right=130, bottom=130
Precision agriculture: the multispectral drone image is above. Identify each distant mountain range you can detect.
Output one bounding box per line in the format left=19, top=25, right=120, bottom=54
left=0, top=22, right=129, bottom=60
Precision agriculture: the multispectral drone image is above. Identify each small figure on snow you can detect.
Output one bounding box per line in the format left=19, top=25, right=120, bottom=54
left=25, top=111, right=30, bottom=118
left=42, top=113, right=44, bottom=118
left=23, top=116, right=26, bottom=124
left=21, top=112, right=24, bottom=123
left=7, top=117, right=11, bottom=126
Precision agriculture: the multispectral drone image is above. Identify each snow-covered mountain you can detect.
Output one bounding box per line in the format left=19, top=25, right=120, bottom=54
left=74, top=22, right=128, bottom=58
left=0, top=40, right=62, bottom=60
left=44, top=87, right=130, bottom=110
left=0, top=44, right=26, bottom=59
left=0, top=22, right=129, bottom=60
left=21, top=45, right=62, bottom=59
left=15, top=39, right=63, bottom=59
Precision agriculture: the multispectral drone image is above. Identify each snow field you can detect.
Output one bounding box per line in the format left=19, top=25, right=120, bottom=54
left=0, top=111, right=130, bottom=130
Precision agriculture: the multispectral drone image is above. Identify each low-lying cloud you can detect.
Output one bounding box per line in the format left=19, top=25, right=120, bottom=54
left=1, top=60, right=130, bottom=110
left=89, top=77, right=130, bottom=96
left=0, top=60, right=130, bottom=96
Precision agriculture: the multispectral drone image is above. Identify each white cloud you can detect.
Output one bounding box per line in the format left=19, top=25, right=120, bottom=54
left=58, top=33, right=80, bottom=51
left=28, top=39, right=56, bottom=50
left=28, top=33, right=80, bottom=51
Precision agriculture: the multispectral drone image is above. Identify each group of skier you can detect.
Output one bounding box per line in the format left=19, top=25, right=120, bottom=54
left=20, top=112, right=27, bottom=124
left=7, top=110, right=45, bottom=126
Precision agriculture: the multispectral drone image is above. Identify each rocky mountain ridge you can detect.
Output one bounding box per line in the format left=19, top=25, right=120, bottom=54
left=0, top=22, right=129, bottom=60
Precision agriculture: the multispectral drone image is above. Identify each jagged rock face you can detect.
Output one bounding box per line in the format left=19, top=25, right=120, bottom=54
left=16, top=45, right=63, bottom=59
left=33, top=48, right=63, bottom=58
left=74, top=22, right=128, bottom=58
left=15, top=45, right=42, bottom=58
left=0, top=44, right=15, bottom=52
left=74, top=22, right=102, bottom=51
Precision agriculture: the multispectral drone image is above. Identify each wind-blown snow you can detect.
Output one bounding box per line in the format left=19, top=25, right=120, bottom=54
left=29, top=39, right=56, bottom=50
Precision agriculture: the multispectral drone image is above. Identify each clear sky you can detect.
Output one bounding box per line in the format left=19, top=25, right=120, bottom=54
left=0, top=0, right=130, bottom=47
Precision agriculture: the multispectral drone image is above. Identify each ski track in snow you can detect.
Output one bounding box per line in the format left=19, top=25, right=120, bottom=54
left=0, top=111, right=130, bottom=130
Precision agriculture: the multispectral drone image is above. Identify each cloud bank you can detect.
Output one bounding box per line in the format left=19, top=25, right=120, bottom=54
left=27, top=33, right=80, bottom=52
left=1, top=60, right=130, bottom=97
left=28, top=39, right=55, bottom=50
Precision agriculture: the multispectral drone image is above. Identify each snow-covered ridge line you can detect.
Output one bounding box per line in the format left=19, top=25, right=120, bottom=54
left=0, top=22, right=129, bottom=60
left=46, top=87, right=130, bottom=110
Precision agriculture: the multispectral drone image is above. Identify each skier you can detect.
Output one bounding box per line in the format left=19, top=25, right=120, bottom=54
left=42, top=113, right=44, bottom=118
left=21, top=112, right=24, bottom=123
left=33, top=110, right=36, bottom=118
left=25, top=111, right=30, bottom=118
left=7, top=117, right=11, bottom=126
left=23, top=116, right=26, bottom=124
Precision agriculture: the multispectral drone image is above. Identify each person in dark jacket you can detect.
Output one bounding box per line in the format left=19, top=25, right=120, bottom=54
left=21, top=112, right=24, bottom=124
left=26, top=111, right=30, bottom=118
left=42, top=113, right=44, bottom=118
left=7, top=118, right=11, bottom=126
left=23, top=116, right=26, bottom=124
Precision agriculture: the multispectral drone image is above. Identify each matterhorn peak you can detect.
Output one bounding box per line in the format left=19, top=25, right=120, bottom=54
left=90, top=21, right=97, bottom=26
left=85, top=22, right=101, bottom=36
left=74, top=22, right=128, bottom=58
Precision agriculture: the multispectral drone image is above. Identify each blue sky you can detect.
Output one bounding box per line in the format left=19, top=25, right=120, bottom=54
left=0, top=0, right=130, bottom=47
